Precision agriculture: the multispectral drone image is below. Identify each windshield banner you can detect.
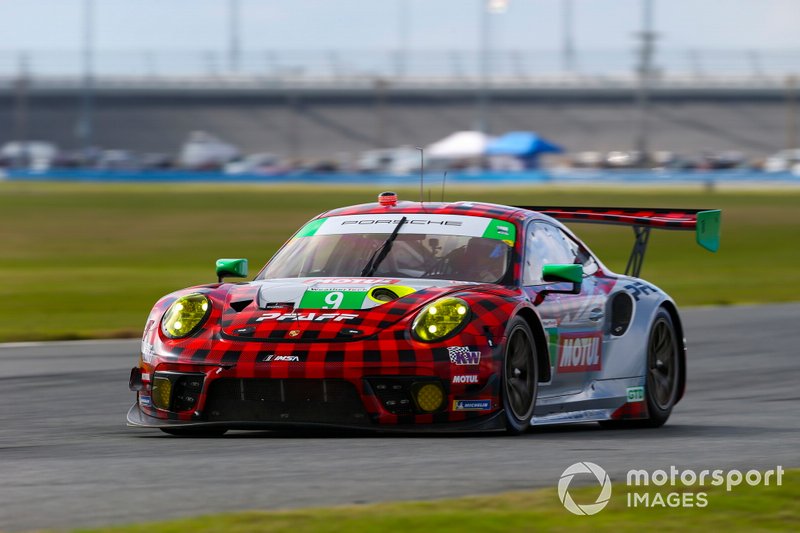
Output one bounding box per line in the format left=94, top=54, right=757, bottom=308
left=296, top=215, right=516, bottom=243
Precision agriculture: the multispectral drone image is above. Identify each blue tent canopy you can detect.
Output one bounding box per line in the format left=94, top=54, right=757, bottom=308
left=485, top=131, right=563, bottom=157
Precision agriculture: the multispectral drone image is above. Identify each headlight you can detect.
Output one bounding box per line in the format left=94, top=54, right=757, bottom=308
left=161, top=294, right=211, bottom=339
left=412, top=297, right=470, bottom=342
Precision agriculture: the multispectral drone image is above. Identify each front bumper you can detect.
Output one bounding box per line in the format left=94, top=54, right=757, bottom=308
left=126, top=402, right=507, bottom=433
left=131, top=341, right=505, bottom=431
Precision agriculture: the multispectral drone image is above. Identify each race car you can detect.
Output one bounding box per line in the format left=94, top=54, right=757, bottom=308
left=127, top=192, right=720, bottom=435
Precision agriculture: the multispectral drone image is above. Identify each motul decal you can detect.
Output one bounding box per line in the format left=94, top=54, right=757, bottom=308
left=557, top=332, right=602, bottom=373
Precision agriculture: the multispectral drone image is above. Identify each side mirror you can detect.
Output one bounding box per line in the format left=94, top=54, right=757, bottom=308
left=216, top=258, right=248, bottom=282
left=542, top=264, right=582, bottom=294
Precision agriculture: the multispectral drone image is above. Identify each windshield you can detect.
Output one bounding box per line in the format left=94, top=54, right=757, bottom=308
left=259, top=214, right=517, bottom=283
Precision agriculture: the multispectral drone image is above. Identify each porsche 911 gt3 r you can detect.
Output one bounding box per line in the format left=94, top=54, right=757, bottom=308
left=127, top=192, right=720, bottom=435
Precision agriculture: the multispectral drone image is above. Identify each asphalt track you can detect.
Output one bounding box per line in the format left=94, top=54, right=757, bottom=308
left=1, top=304, right=798, bottom=531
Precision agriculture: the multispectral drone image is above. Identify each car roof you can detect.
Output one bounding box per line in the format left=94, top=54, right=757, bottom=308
left=320, top=200, right=533, bottom=223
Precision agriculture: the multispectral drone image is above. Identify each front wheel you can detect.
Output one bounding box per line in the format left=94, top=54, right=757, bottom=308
left=600, top=307, right=680, bottom=429
left=502, top=317, right=539, bottom=435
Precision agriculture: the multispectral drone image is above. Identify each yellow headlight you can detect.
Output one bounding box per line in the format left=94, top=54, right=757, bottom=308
left=412, top=297, right=470, bottom=342
left=151, top=376, right=172, bottom=410
left=414, top=383, right=444, bottom=413
left=161, top=294, right=211, bottom=339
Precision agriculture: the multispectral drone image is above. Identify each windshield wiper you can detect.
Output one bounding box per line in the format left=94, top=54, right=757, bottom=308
left=360, top=216, right=407, bottom=277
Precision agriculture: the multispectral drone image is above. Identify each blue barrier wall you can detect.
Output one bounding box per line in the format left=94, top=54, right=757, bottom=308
left=2, top=168, right=798, bottom=184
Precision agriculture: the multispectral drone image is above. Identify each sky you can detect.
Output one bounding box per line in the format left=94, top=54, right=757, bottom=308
left=0, top=0, right=798, bottom=53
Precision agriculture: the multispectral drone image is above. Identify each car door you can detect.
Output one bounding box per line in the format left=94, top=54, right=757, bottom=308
left=522, top=221, right=608, bottom=399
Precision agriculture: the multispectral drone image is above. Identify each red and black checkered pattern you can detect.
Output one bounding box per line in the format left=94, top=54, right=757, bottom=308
left=137, top=281, right=528, bottom=426
left=324, top=200, right=529, bottom=222
left=133, top=199, right=660, bottom=430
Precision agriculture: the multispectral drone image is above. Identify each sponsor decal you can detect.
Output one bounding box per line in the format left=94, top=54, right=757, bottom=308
left=341, top=218, right=463, bottom=227
left=298, top=289, right=368, bottom=310
left=141, top=373, right=151, bottom=381
left=263, top=354, right=301, bottom=362
left=452, top=375, right=479, bottom=384
left=299, top=214, right=516, bottom=243
left=624, top=280, right=660, bottom=302
left=141, top=342, right=157, bottom=363
left=447, top=346, right=481, bottom=366
left=541, top=318, right=558, bottom=329
left=626, top=386, right=645, bottom=402
left=557, top=332, right=602, bottom=373
left=303, top=278, right=399, bottom=285
left=453, top=399, right=492, bottom=411
left=139, top=395, right=152, bottom=407
left=288, top=330, right=301, bottom=337
left=255, top=312, right=359, bottom=323
left=307, top=287, right=368, bottom=292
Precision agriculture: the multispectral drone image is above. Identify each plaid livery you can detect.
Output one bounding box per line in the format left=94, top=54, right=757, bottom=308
left=132, top=200, right=664, bottom=431
left=515, top=206, right=715, bottom=231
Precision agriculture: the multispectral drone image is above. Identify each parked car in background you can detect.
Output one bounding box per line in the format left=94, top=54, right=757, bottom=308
left=763, top=149, right=800, bottom=174
left=357, top=146, right=420, bottom=175
left=178, top=131, right=240, bottom=170
left=224, top=153, right=283, bottom=175
left=0, top=141, right=59, bottom=170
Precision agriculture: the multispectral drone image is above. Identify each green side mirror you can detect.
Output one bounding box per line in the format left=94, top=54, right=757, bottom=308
left=216, top=258, right=248, bottom=282
left=542, top=263, right=583, bottom=284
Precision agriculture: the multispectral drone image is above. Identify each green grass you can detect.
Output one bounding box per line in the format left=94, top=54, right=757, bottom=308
left=73, top=468, right=799, bottom=532
left=1, top=182, right=799, bottom=342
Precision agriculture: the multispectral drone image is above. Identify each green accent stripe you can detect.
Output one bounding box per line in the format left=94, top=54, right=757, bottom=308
left=296, top=218, right=327, bottom=238
left=696, top=210, right=721, bottom=252
left=481, top=219, right=517, bottom=243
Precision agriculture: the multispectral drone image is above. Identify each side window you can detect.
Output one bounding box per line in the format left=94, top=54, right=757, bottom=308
left=557, top=228, right=600, bottom=276
left=524, top=222, right=577, bottom=285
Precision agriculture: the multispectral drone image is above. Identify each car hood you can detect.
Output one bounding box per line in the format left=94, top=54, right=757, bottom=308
left=219, top=277, right=478, bottom=341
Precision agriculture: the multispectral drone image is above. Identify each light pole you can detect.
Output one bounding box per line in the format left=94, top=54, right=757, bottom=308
left=477, top=0, right=508, bottom=135
left=562, top=0, right=575, bottom=72
left=477, top=0, right=491, bottom=134
left=229, top=0, right=242, bottom=72
left=396, top=0, right=410, bottom=78
left=77, top=0, right=95, bottom=151
left=634, top=0, right=656, bottom=162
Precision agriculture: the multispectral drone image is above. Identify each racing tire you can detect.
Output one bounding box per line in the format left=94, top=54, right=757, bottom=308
left=599, top=307, right=680, bottom=429
left=501, top=316, right=539, bottom=435
left=160, top=427, right=228, bottom=437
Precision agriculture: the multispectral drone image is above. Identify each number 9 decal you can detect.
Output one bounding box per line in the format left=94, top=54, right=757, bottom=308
left=323, top=291, right=344, bottom=309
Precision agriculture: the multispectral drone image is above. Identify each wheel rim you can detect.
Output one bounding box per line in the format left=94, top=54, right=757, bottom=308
left=504, top=328, right=535, bottom=420
left=647, top=317, right=678, bottom=410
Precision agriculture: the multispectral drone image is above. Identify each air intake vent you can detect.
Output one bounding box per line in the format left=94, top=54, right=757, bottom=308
left=609, top=292, right=634, bottom=336
left=230, top=300, right=252, bottom=312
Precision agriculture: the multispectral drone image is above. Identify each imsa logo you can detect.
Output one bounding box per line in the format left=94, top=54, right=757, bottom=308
left=263, top=354, right=300, bottom=362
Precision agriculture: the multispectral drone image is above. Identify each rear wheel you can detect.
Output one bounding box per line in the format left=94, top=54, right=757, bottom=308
left=502, top=317, right=538, bottom=435
left=160, top=427, right=227, bottom=437
left=600, top=308, right=680, bottom=429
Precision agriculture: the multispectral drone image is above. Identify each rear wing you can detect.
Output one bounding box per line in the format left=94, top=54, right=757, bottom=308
left=514, top=206, right=721, bottom=278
